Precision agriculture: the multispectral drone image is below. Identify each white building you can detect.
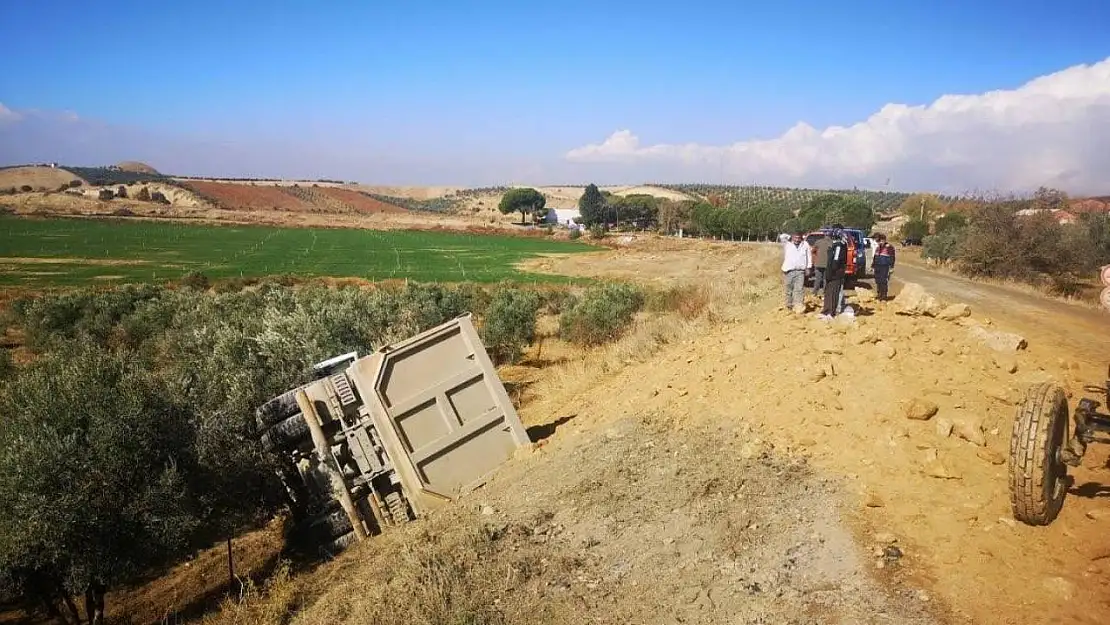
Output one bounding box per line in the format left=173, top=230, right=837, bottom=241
left=545, top=208, right=581, bottom=227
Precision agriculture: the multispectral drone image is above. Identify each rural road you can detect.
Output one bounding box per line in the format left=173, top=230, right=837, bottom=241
left=890, top=258, right=1110, bottom=369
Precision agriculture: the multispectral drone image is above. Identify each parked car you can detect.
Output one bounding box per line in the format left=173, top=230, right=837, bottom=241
left=805, top=227, right=869, bottom=282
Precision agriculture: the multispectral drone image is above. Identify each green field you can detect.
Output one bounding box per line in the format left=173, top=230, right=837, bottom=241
left=0, top=216, right=596, bottom=286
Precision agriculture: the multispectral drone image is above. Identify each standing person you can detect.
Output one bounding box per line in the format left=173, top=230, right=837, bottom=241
left=811, top=232, right=831, bottom=298
left=872, top=233, right=897, bottom=301
left=780, top=230, right=811, bottom=313
left=820, top=227, right=849, bottom=320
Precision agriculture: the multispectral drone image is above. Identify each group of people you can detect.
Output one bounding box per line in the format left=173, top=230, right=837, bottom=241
left=780, top=225, right=897, bottom=319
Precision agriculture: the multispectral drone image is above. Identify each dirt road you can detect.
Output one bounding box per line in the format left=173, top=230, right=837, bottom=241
left=891, top=259, right=1109, bottom=366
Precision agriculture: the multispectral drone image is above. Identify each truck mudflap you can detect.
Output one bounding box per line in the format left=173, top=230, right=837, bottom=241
left=347, top=313, right=530, bottom=517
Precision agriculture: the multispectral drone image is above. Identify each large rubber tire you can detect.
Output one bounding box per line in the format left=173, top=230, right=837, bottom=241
left=256, top=388, right=304, bottom=429
left=1009, top=383, right=1070, bottom=526
left=385, top=490, right=411, bottom=525
left=260, top=413, right=310, bottom=453
left=307, top=508, right=354, bottom=540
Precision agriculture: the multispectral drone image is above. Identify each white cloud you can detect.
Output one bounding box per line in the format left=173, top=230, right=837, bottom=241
left=0, top=103, right=22, bottom=125
left=565, top=57, right=1110, bottom=195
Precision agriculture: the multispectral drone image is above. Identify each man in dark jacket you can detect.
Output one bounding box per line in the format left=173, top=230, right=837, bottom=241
left=820, top=227, right=849, bottom=319
left=872, top=233, right=896, bottom=300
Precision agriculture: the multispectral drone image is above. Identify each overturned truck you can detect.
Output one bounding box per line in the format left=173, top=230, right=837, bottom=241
left=254, top=314, right=531, bottom=551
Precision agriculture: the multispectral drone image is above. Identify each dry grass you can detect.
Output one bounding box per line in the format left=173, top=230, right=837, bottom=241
left=525, top=251, right=779, bottom=412
left=198, top=508, right=583, bottom=625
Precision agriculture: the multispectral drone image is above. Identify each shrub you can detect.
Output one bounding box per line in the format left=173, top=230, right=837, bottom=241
left=922, top=229, right=966, bottom=262
left=645, top=284, right=710, bottom=320
left=568, top=228, right=582, bottom=240
left=559, top=282, right=644, bottom=346
left=180, top=270, right=211, bottom=291
left=19, top=185, right=32, bottom=193
left=151, top=191, right=170, bottom=204
left=934, top=212, right=968, bottom=234
left=588, top=224, right=606, bottom=240
left=116, top=185, right=129, bottom=199
left=98, top=189, right=115, bottom=201
left=899, top=218, right=928, bottom=241
left=480, top=287, right=540, bottom=364
left=68, top=180, right=82, bottom=188
left=0, top=348, right=12, bottom=380
left=136, top=186, right=151, bottom=202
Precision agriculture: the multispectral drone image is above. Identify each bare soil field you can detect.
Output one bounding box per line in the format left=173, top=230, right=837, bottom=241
left=0, top=192, right=499, bottom=233
left=0, top=167, right=84, bottom=190
left=181, top=180, right=321, bottom=212
left=315, top=186, right=406, bottom=213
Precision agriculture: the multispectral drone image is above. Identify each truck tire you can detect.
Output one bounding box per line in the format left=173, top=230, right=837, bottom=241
left=307, top=508, right=354, bottom=540
left=385, top=490, right=411, bottom=525
left=320, top=530, right=356, bottom=555
left=1009, top=382, right=1070, bottom=526
left=260, top=413, right=310, bottom=453
left=256, top=388, right=304, bottom=429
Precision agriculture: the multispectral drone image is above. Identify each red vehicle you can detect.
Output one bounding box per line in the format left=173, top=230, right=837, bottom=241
left=806, top=228, right=867, bottom=282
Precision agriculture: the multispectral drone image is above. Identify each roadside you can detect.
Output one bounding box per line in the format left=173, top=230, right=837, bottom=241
left=890, top=256, right=1109, bottom=366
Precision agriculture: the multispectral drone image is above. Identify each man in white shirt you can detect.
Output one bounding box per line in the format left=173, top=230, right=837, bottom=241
left=781, top=231, right=812, bottom=313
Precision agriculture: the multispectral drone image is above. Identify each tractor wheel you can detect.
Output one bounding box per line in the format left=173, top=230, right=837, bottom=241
left=384, top=490, right=412, bottom=525
left=1009, top=383, right=1070, bottom=525
left=260, top=413, right=310, bottom=453
left=306, top=508, right=354, bottom=541
left=255, top=387, right=305, bottom=429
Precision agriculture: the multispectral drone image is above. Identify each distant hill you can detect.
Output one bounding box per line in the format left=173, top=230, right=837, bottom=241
left=116, top=161, right=160, bottom=175
left=0, top=166, right=86, bottom=191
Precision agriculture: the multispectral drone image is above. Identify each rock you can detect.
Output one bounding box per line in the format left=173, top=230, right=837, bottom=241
left=930, top=345, right=945, bottom=355
left=807, top=368, right=827, bottom=383
left=875, top=342, right=897, bottom=359
left=905, top=398, right=940, bottom=421
left=935, top=417, right=954, bottom=438
left=855, top=289, right=876, bottom=303
left=923, top=461, right=960, bottom=479
left=952, top=417, right=987, bottom=446
left=1042, top=576, right=1075, bottom=601
left=985, top=387, right=1018, bottom=405
left=976, top=448, right=1007, bottom=465
left=895, top=283, right=943, bottom=316
left=481, top=505, right=496, bottom=516
left=743, top=338, right=759, bottom=352
left=937, top=303, right=972, bottom=320
left=1086, top=509, right=1110, bottom=521
left=992, top=356, right=1019, bottom=374
left=739, top=439, right=770, bottom=459
left=817, top=339, right=843, bottom=355
left=793, top=304, right=806, bottom=314
left=873, top=532, right=897, bottom=545
left=967, top=324, right=1028, bottom=352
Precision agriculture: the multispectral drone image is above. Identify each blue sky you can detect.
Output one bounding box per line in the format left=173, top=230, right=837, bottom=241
left=2, top=0, right=1109, bottom=191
